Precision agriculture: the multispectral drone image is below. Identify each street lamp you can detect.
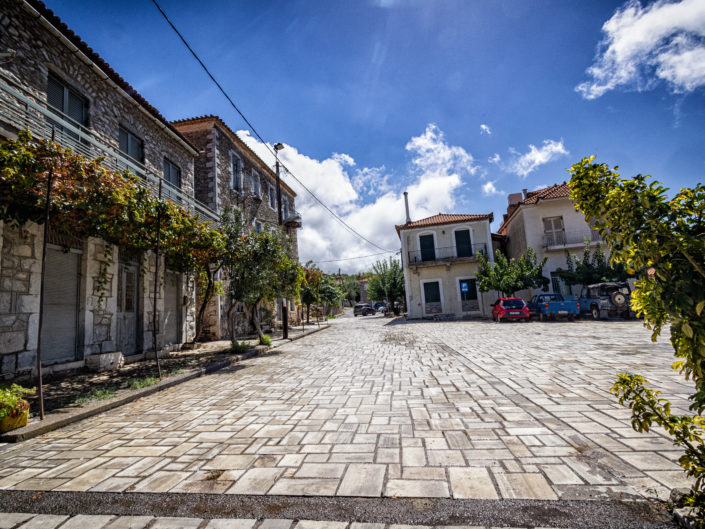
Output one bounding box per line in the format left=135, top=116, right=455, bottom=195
left=273, top=142, right=288, bottom=339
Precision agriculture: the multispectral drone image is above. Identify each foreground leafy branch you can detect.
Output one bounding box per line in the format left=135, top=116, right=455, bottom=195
left=570, top=157, right=705, bottom=521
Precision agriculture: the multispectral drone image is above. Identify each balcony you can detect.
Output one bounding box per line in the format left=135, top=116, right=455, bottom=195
left=284, top=210, right=302, bottom=228
left=0, top=73, right=218, bottom=223
left=407, top=243, right=487, bottom=267
left=544, top=229, right=601, bottom=248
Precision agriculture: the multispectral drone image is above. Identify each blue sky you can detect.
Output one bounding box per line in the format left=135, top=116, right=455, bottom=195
left=49, top=0, right=705, bottom=272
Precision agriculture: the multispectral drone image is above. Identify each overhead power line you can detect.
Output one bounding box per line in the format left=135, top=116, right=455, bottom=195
left=314, top=250, right=400, bottom=264
left=151, top=0, right=394, bottom=253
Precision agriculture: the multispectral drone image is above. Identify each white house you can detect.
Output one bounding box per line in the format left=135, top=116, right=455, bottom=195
left=497, top=183, right=603, bottom=298
left=396, top=213, right=496, bottom=319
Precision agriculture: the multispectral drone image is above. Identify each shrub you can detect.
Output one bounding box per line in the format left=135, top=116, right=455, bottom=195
left=230, top=340, right=250, bottom=354
left=259, top=334, right=272, bottom=346
left=0, top=384, right=35, bottom=421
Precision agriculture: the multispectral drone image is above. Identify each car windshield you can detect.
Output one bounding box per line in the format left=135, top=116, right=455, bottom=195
left=502, top=299, right=524, bottom=309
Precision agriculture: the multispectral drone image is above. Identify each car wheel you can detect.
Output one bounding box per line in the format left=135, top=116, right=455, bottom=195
left=623, top=311, right=631, bottom=320
left=539, top=312, right=545, bottom=322
left=591, top=306, right=600, bottom=320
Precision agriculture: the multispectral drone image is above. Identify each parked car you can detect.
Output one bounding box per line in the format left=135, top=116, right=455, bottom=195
left=354, top=303, right=375, bottom=316
left=491, top=297, right=530, bottom=322
left=578, top=282, right=633, bottom=320
left=527, top=293, right=580, bottom=321
left=373, top=301, right=388, bottom=313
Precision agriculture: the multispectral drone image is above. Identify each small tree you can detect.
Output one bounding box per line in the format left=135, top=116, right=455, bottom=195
left=301, top=263, right=322, bottom=323
left=555, top=241, right=629, bottom=289
left=570, top=157, right=705, bottom=521
left=224, top=212, right=301, bottom=344
left=341, top=275, right=361, bottom=306
left=477, top=247, right=548, bottom=297
left=367, top=257, right=405, bottom=314
left=319, top=275, right=343, bottom=315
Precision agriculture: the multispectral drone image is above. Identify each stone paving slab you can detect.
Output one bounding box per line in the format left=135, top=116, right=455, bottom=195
left=0, top=514, right=579, bottom=529
left=0, top=316, right=692, bottom=506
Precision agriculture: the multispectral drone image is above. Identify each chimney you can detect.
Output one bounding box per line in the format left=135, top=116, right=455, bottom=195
left=507, top=192, right=522, bottom=206
left=403, top=191, right=411, bottom=224
left=522, top=188, right=528, bottom=199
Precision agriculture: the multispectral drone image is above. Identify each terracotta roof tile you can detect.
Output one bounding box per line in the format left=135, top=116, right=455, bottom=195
left=395, top=213, right=493, bottom=236
left=520, top=183, right=571, bottom=204
left=25, top=0, right=197, bottom=153
left=498, top=183, right=572, bottom=234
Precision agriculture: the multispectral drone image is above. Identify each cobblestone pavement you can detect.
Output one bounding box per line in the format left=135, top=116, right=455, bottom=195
left=0, top=512, right=575, bottom=528
left=0, top=314, right=691, bottom=508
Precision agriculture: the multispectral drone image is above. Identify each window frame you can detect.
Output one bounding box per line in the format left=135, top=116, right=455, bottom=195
left=251, top=169, right=261, bottom=197
left=416, top=231, right=437, bottom=262
left=162, top=157, right=181, bottom=189
left=231, top=153, right=243, bottom=192
left=452, top=226, right=473, bottom=258
left=47, top=72, right=88, bottom=128
left=118, top=125, right=144, bottom=164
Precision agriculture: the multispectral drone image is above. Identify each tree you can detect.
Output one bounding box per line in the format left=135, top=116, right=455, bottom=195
left=301, top=263, right=322, bottom=323
left=476, top=247, right=548, bottom=297
left=555, top=242, right=629, bottom=287
left=570, top=157, right=705, bottom=521
left=319, top=275, right=343, bottom=315
left=224, top=211, right=302, bottom=343
left=340, top=275, right=361, bottom=306
left=367, top=257, right=405, bottom=314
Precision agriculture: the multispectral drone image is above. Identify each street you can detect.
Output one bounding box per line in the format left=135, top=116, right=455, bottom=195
left=0, top=313, right=688, bottom=528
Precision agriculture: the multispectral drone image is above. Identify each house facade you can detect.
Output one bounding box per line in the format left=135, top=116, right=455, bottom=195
left=498, top=183, right=604, bottom=298
left=0, top=0, right=213, bottom=376
left=397, top=213, right=495, bottom=319
left=172, top=116, right=302, bottom=339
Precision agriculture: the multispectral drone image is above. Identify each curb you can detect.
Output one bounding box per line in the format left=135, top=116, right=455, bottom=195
left=0, top=325, right=330, bottom=443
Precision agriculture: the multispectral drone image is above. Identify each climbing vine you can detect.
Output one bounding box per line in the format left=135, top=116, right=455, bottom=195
left=0, top=132, right=227, bottom=319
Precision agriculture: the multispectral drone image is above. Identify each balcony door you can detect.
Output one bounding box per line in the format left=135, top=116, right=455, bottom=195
left=454, top=229, right=472, bottom=257
left=116, top=262, right=139, bottom=355
left=419, top=234, right=436, bottom=262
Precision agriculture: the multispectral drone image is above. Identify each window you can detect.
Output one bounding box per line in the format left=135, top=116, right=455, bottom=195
left=47, top=73, right=87, bottom=127
left=268, top=184, right=276, bottom=209
left=254, top=221, right=263, bottom=234
left=454, top=229, right=472, bottom=257
left=119, top=126, right=144, bottom=163
left=163, top=158, right=181, bottom=189
left=423, top=281, right=441, bottom=303
left=543, top=216, right=565, bottom=246
left=231, top=154, right=242, bottom=191
left=282, top=196, right=289, bottom=221
left=419, top=234, right=436, bottom=261
left=251, top=170, right=261, bottom=197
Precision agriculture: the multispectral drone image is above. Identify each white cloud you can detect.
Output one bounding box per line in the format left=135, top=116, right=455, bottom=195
left=238, top=124, right=475, bottom=273
left=507, top=139, right=568, bottom=178
left=480, top=123, right=492, bottom=135
left=577, top=0, right=705, bottom=99
left=482, top=181, right=502, bottom=196
left=488, top=153, right=501, bottom=164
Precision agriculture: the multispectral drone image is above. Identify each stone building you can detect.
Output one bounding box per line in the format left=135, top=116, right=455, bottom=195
left=0, top=0, right=214, bottom=376
left=172, top=116, right=302, bottom=339
left=397, top=213, right=496, bottom=319
left=497, top=183, right=604, bottom=298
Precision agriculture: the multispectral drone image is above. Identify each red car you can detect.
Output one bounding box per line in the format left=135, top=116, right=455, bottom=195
left=492, top=297, right=530, bottom=322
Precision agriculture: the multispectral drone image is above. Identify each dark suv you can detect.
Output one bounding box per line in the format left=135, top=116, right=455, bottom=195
left=578, top=282, right=633, bottom=319
left=353, top=303, right=375, bottom=316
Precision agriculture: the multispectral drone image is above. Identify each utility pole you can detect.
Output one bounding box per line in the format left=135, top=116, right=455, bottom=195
left=274, top=143, right=288, bottom=339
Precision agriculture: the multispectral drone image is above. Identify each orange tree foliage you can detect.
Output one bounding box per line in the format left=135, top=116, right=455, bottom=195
left=0, top=131, right=226, bottom=274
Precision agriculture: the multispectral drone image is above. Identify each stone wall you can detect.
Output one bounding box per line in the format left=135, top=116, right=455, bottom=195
left=83, top=238, right=118, bottom=356
left=0, top=221, right=41, bottom=376
left=0, top=1, right=196, bottom=197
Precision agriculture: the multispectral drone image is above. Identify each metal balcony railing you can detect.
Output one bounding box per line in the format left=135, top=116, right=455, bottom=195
left=0, top=73, right=219, bottom=223
left=408, top=243, right=487, bottom=264
left=283, top=210, right=302, bottom=228
left=543, top=229, right=601, bottom=247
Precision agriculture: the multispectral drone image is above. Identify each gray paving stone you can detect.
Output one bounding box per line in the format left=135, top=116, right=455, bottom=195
left=58, top=515, right=115, bottom=528
left=103, top=516, right=154, bottom=529
left=0, top=513, right=33, bottom=529
left=17, top=515, right=69, bottom=529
